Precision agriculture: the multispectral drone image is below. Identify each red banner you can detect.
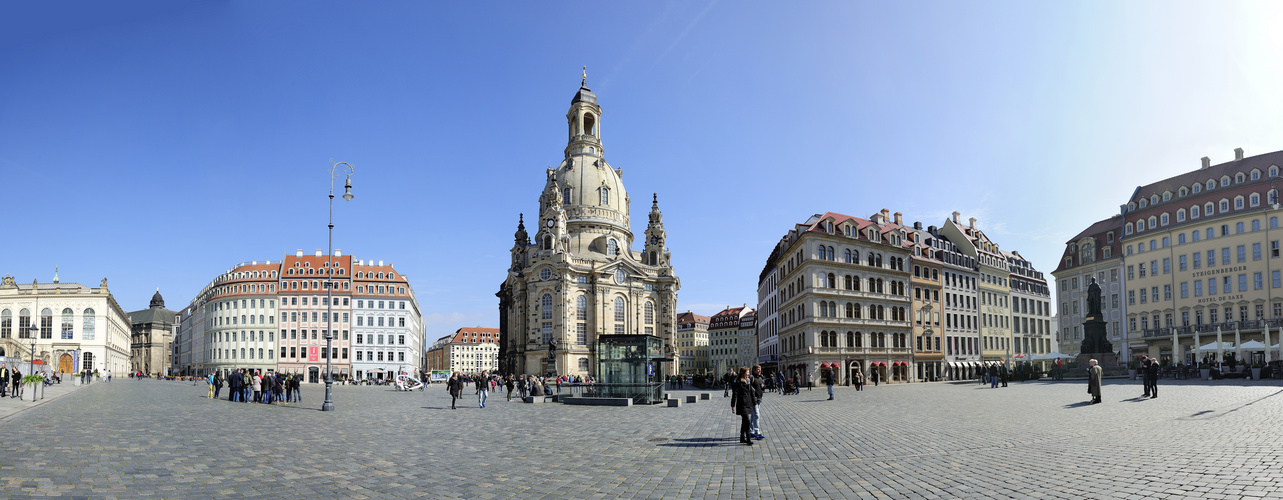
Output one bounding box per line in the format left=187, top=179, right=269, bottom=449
left=308, top=346, right=318, bottom=361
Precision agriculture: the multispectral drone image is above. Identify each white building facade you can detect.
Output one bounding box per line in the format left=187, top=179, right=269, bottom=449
left=0, top=275, right=132, bottom=376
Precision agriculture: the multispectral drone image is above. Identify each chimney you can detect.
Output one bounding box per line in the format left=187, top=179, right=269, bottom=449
left=334, top=249, right=342, bottom=257
left=969, top=217, right=977, bottom=229
left=893, top=212, right=903, bottom=225
left=378, top=260, right=384, bottom=266
left=1201, top=156, right=1211, bottom=169
left=913, top=221, right=923, bottom=230
left=1235, top=147, right=1244, bottom=160
left=251, top=261, right=257, bottom=265
left=952, top=211, right=960, bottom=224
left=928, top=225, right=937, bottom=233
left=315, top=249, right=323, bottom=257
left=296, top=249, right=304, bottom=257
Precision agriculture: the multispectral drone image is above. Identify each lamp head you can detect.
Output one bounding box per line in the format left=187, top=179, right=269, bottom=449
left=342, top=178, right=354, bottom=202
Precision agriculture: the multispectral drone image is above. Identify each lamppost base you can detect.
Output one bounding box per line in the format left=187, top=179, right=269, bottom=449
left=322, top=381, right=334, bottom=411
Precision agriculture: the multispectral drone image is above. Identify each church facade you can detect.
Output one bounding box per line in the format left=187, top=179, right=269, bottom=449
left=497, top=79, right=681, bottom=377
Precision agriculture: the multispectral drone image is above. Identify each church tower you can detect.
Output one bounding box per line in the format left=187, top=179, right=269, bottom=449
left=498, top=72, right=682, bottom=378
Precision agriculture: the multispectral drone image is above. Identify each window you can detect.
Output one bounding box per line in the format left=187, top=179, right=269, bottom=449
left=1180, top=282, right=1188, bottom=298
left=60, top=308, right=74, bottom=339
left=1255, top=272, right=1264, bottom=290
left=1192, top=205, right=1200, bottom=219
left=600, top=188, right=609, bottom=205
left=614, top=297, right=625, bottom=322
left=541, top=294, right=553, bottom=319
left=644, top=302, right=654, bottom=324
left=39, top=308, right=52, bottom=339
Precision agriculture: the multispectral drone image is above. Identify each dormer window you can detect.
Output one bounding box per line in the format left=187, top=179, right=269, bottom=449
left=1193, top=184, right=1201, bottom=194
left=1251, top=169, right=1261, bottom=181
left=1221, top=176, right=1231, bottom=187
left=1139, top=198, right=1148, bottom=208
left=600, top=187, right=610, bottom=206
left=1150, top=195, right=1159, bottom=205
left=1179, top=187, right=1188, bottom=197
left=1235, top=173, right=1246, bottom=184
left=1162, top=191, right=1171, bottom=202
left=1207, top=180, right=1216, bottom=190
left=1271, top=165, right=1279, bottom=178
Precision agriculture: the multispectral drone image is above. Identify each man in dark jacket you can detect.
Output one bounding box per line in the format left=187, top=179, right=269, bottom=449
left=228, top=370, right=240, bottom=402
left=1145, top=357, right=1160, bottom=398
left=476, top=371, right=489, bottom=408
left=749, top=365, right=766, bottom=440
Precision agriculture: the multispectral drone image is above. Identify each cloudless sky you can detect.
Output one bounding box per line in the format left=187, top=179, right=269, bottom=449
left=3, top=1, right=1282, bottom=334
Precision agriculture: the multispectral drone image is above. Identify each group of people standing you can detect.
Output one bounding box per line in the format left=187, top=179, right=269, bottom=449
left=206, top=369, right=303, bottom=405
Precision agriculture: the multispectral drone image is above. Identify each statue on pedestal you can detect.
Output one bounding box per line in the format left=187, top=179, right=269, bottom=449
left=1080, top=277, right=1113, bottom=354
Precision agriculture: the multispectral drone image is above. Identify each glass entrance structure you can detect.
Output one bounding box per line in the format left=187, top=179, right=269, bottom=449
left=594, top=334, right=666, bottom=404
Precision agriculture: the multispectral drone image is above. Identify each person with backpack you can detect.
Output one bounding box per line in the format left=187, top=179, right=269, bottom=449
left=447, top=372, right=463, bottom=410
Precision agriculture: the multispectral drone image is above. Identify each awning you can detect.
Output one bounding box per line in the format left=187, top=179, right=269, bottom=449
left=819, top=362, right=830, bottom=368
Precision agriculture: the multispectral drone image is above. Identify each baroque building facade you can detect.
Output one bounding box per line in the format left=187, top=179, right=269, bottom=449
left=675, top=311, right=709, bottom=375
left=128, top=289, right=176, bottom=375
left=1057, top=148, right=1283, bottom=365
left=0, top=274, right=132, bottom=376
left=497, top=80, right=681, bottom=377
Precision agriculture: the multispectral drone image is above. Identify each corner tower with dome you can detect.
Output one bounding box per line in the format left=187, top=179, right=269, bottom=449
left=497, top=76, right=681, bottom=377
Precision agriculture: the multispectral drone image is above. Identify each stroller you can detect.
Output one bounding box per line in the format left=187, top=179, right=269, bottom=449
left=782, top=377, right=799, bottom=395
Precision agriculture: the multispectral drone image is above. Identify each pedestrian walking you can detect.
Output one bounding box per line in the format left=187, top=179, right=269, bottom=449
left=871, top=369, right=879, bottom=387
left=505, top=374, right=515, bottom=401
left=1087, top=358, right=1103, bottom=404
left=806, top=372, right=813, bottom=391
left=853, top=369, right=864, bottom=391
left=730, top=367, right=757, bottom=446
left=447, top=372, right=462, bottom=410
left=824, top=367, right=836, bottom=400
left=989, top=364, right=1000, bottom=388
left=476, top=370, right=489, bottom=408
left=999, top=363, right=1009, bottom=387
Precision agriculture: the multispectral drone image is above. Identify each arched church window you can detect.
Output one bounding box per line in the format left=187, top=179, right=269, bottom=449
left=544, top=235, right=552, bottom=250
left=607, top=239, right=618, bottom=256
left=645, top=302, right=654, bottom=324
left=600, top=188, right=609, bottom=206
left=614, top=297, right=626, bottom=322
left=563, top=187, right=571, bottom=205
left=584, top=112, right=596, bottom=136
left=541, top=294, right=553, bottom=320
left=576, top=295, right=588, bottom=320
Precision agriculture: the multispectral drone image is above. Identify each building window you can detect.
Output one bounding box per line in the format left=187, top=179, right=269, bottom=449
left=60, top=308, right=74, bottom=340
left=541, top=294, right=553, bottom=320
left=614, top=297, right=625, bottom=322
left=600, top=188, right=609, bottom=205
left=40, top=308, right=52, bottom=339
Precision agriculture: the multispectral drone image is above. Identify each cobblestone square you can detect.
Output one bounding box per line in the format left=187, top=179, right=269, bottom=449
left=2, top=378, right=1283, bottom=499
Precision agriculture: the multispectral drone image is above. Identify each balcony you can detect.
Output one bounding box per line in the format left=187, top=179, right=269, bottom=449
left=1142, top=319, right=1283, bottom=338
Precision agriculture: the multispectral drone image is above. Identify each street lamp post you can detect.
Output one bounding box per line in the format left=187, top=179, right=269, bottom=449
left=322, top=160, right=355, bottom=412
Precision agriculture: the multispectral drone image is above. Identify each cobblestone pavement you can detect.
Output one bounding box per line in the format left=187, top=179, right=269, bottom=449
left=2, top=377, right=1283, bottom=499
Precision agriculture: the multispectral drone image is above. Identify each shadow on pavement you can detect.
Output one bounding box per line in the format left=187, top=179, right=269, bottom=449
left=656, top=437, right=740, bottom=447
left=1062, top=401, right=1095, bottom=408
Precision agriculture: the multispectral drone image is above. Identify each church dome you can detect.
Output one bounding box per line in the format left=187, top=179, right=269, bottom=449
left=150, top=289, right=165, bottom=309
left=552, top=155, right=628, bottom=229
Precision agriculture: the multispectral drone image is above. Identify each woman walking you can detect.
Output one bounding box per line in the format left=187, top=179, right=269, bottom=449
left=730, top=367, right=757, bottom=446
left=447, top=372, right=462, bottom=410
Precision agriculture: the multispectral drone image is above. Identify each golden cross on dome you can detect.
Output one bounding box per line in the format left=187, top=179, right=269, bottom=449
left=582, top=65, right=587, bottom=86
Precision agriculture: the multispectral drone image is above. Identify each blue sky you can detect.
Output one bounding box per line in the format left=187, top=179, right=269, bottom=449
left=3, top=1, right=1282, bottom=334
